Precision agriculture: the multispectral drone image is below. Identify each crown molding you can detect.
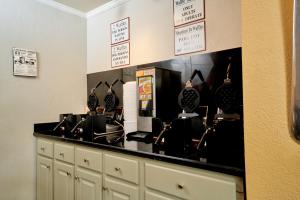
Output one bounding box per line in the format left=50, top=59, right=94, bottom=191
left=35, top=0, right=86, bottom=18
left=86, top=0, right=130, bottom=18
left=36, top=0, right=131, bottom=19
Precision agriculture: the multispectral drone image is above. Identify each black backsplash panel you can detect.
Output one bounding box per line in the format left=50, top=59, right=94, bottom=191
left=88, top=47, right=244, bottom=168
left=87, top=48, right=242, bottom=112
left=87, top=68, right=124, bottom=107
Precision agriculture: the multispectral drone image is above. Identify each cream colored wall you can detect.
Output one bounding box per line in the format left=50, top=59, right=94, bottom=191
left=242, top=0, right=300, bottom=199
left=0, top=0, right=86, bottom=199
left=6, top=0, right=298, bottom=199
left=88, top=0, right=300, bottom=199
left=87, top=0, right=241, bottom=73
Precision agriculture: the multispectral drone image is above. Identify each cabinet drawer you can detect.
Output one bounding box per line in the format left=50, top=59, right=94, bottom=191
left=37, top=139, right=53, bottom=158
left=145, top=163, right=238, bottom=200
left=104, top=153, right=139, bottom=184
left=75, top=147, right=102, bottom=172
left=145, top=190, right=177, bottom=200
left=54, top=142, right=74, bottom=164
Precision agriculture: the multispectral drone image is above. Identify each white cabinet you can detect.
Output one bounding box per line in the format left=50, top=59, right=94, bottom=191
left=103, top=154, right=139, bottom=184
left=53, top=142, right=76, bottom=200
left=144, top=161, right=244, bottom=200
left=103, top=153, right=140, bottom=200
left=104, top=177, right=139, bottom=200
left=55, top=142, right=75, bottom=164
left=37, top=139, right=54, bottom=158
left=37, top=138, right=54, bottom=200
left=75, top=167, right=102, bottom=200
left=75, top=147, right=102, bottom=173
left=37, top=155, right=53, bottom=200
left=75, top=146, right=103, bottom=200
left=54, top=161, right=74, bottom=200
left=36, top=138, right=244, bottom=200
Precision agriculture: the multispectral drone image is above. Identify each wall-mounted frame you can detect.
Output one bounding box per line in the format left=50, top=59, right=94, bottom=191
left=174, top=20, right=206, bottom=56
left=13, top=47, right=38, bottom=77
left=173, top=0, right=205, bottom=27
left=292, top=0, right=300, bottom=139
left=110, top=17, right=130, bottom=45
left=111, top=41, right=130, bottom=68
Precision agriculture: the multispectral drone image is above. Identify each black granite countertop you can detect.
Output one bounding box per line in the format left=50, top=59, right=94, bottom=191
left=33, top=131, right=245, bottom=177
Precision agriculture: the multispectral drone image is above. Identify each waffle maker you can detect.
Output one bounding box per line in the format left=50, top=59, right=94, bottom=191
left=87, top=80, right=102, bottom=113
left=154, top=70, right=209, bottom=157
left=178, top=69, right=203, bottom=114
left=104, top=79, right=120, bottom=112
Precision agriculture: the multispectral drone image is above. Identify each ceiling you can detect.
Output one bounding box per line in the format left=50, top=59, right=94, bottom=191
left=53, top=0, right=113, bottom=12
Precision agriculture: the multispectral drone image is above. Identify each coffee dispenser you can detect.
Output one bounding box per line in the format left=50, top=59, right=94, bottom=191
left=126, top=67, right=181, bottom=145
left=136, top=67, right=181, bottom=132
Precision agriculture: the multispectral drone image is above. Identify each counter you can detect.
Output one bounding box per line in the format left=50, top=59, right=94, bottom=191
left=34, top=123, right=244, bottom=177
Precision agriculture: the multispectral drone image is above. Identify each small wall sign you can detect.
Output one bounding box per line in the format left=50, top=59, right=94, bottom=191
left=13, top=47, right=38, bottom=77
left=173, top=0, right=205, bottom=27
left=111, top=42, right=130, bottom=67
left=111, top=17, right=130, bottom=45
left=174, top=21, right=206, bottom=56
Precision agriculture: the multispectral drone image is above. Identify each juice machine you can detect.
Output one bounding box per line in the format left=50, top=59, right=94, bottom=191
left=126, top=67, right=181, bottom=146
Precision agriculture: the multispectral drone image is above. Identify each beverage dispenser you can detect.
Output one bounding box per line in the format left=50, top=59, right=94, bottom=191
left=136, top=67, right=181, bottom=132
left=126, top=67, right=181, bottom=145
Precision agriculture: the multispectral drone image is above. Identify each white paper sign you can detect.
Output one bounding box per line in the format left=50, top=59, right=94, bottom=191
left=175, top=21, right=206, bottom=55
left=174, top=0, right=205, bottom=26
left=111, top=18, right=130, bottom=44
left=13, top=48, right=38, bottom=76
left=111, top=42, right=130, bottom=67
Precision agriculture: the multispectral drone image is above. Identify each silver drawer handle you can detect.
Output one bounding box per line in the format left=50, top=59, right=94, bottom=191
left=66, top=172, right=71, bottom=177
left=177, top=184, right=184, bottom=189
left=75, top=176, right=80, bottom=181
left=102, top=187, right=109, bottom=191
left=83, top=158, right=89, bottom=163
left=114, top=167, right=121, bottom=172
left=59, top=152, right=64, bottom=156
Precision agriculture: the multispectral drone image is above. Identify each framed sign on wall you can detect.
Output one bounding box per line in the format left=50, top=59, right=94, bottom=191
left=292, top=0, right=300, bottom=140
left=111, top=41, right=130, bottom=68
left=173, top=0, right=205, bottom=27
left=13, top=47, right=38, bottom=77
left=110, top=17, right=130, bottom=45
left=174, top=21, right=206, bottom=56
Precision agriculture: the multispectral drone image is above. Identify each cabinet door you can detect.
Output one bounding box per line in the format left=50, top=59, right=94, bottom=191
left=54, top=161, right=74, bottom=200
left=104, top=177, right=138, bottom=200
left=75, top=168, right=102, bottom=200
left=37, top=156, right=53, bottom=200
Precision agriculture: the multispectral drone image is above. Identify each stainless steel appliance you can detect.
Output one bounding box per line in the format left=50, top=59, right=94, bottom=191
left=136, top=67, right=181, bottom=132
left=126, top=67, right=181, bottom=148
